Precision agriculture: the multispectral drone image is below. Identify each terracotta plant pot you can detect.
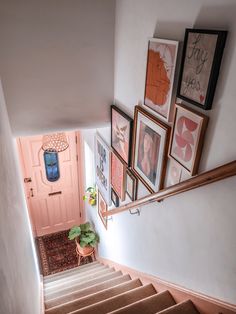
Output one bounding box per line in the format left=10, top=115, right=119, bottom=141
left=75, top=239, right=94, bottom=256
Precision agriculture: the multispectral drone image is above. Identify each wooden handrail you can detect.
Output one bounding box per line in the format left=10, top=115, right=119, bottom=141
left=102, top=160, right=236, bottom=218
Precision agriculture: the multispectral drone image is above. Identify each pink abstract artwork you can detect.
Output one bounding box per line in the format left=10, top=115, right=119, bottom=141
left=169, top=104, right=208, bottom=175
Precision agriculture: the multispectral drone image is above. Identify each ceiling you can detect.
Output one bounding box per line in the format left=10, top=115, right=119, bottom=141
left=0, top=0, right=115, bottom=136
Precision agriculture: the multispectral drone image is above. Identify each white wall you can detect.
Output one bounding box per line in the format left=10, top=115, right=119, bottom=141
left=0, top=81, right=40, bottom=313
left=0, top=0, right=115, bottom=136
left=84, top=0, right=236, bottom=304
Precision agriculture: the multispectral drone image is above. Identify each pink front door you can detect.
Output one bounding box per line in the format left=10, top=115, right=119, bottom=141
left=18, top=132, right=82, bottom=236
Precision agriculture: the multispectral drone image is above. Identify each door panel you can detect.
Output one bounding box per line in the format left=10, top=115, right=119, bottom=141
left=18, top=131, right=81, bottom=236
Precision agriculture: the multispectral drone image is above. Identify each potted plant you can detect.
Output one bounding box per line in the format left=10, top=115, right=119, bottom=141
left=83, top=186, right=97, bottom=206
left=68, top=222, right=99, bottom=255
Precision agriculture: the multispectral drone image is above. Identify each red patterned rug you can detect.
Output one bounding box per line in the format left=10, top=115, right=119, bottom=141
left=36, top=229, right=92, bottom=276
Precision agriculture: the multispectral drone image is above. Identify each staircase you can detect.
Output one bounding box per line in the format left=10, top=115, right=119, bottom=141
left=43, top=261, right=199, bottom=314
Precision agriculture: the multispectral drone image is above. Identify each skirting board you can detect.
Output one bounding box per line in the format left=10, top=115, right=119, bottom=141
left=40, top=275, right=45, bottom=314
left=98, top=256, right=236, bottom=314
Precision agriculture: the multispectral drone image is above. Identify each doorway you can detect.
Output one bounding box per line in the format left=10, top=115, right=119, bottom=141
left=17, top=131, right=84, bottom=237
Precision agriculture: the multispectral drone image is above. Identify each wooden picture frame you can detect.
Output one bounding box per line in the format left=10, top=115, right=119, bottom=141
left=144, top=38, right=179, bottom=121
left=111, top=151, right=126, bottom=201
left=169, top=103, right=209, bottom=175
left=111, top=105, right=133, bottom=165
left=177, top=29, right=227, bottom=110
left=111, top=188, right=119, bottom=207
left=97, top=189, right=108, bottom=229
left=126, top=169, right=138, bottom=201
left=95, top=133, right=111, bottom=205
left=131, top=106, right=170, bottom=193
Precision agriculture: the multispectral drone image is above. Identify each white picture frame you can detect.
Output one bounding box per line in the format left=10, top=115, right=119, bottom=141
left=95, top=133, right=111, bottom=205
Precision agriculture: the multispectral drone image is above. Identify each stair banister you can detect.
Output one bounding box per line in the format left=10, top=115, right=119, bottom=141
left=102, top=160, right=236, bottom=218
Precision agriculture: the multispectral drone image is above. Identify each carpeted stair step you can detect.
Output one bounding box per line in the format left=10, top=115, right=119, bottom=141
left=108, top=290, right=176, bottom=314
left=44, top=261, right=101, bottom=284
left=157, top=300, right=199, bottom=314
left=68, top=283, right=157, bottom=314
left=44, top=265, right=110, bottom=291
left=45, top=274, right=131, bottom=309
left=45, top=278, right=142, bottom=314
left=45, top=270, right=123, bottom=301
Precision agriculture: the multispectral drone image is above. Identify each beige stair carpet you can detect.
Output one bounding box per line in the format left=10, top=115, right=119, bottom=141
left=44, top=262, right=104, bottom=286
left=45, top=279, right=142, bottom=314
left=108, top=290, right=176, bottom=314
left=68, top=283, right=157, bottom=314
left=157, top=300, right=199, bottom=314
left=44, top=265, right=109, bottom=292
left=45, top=274, right=131, bottom=309
left=45, top=270, right=123, bottom=301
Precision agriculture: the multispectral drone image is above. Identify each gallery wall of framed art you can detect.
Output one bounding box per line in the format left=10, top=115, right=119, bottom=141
left=93, top=26, right=227, bottom=229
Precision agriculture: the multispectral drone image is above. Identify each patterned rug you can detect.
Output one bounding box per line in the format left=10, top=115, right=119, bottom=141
left=36, top=229, right=92, bottom=276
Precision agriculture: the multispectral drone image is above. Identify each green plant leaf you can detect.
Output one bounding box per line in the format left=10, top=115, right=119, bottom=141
left=80, top=240, right=87, bottom=248
left=80, top=222, right=92, bottom=232
left=68, top=226, right=81, bottom=240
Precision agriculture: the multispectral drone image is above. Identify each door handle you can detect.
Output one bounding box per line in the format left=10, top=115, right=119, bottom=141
left=30, top=188, right=34, bottom=197
left=48, top=191, right=62, bottom=196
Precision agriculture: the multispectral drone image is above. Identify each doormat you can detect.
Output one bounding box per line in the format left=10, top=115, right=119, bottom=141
left=36, top=229, right=93, bottom=276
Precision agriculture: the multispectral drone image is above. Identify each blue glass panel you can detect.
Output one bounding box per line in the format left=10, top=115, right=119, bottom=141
left=44, top=151, right=60, bottom=182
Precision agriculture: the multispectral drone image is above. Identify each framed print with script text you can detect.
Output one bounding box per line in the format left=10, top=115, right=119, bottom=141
left=177, top=29, right=227, bottom=110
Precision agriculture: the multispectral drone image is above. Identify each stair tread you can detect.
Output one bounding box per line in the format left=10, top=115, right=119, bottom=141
left=45, top=278, right=142, bottom=314
left=44, top=265, right=109, bottom=291
left=108, top=290, right=176, bottom=314
left=45, top=270, right=123, bottom=301
left=68, top=283, right=157, bottom=314
left=45, top=274, right=131, bottom=309
left=157, top=300, right=199, bottom=314
left=44, top=261, right=101, bottom=283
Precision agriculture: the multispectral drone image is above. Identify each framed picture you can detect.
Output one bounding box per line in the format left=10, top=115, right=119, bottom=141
left=95, top=133, right=111, bottom=205
left=177, top=29, right=227, bottom=110
left=111, top=151, right=126, bottom=201
left=111, top=105, right=133, bottom=165
left=166, top=159, right=182, bottom=187
left=111, top=188, right=119, bottom=207
left=169, top=103, right=209, bottom=175
left=144, top=38, right=179, bottom=121
left=131, top=106, right=170, bottom=193
left=126, top=169, right=138, bottom=201
left=97, top=190, right=107, bottom=229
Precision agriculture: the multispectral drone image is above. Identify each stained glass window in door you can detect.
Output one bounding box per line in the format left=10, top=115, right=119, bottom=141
left=44, top=151, right=60, bottom=182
